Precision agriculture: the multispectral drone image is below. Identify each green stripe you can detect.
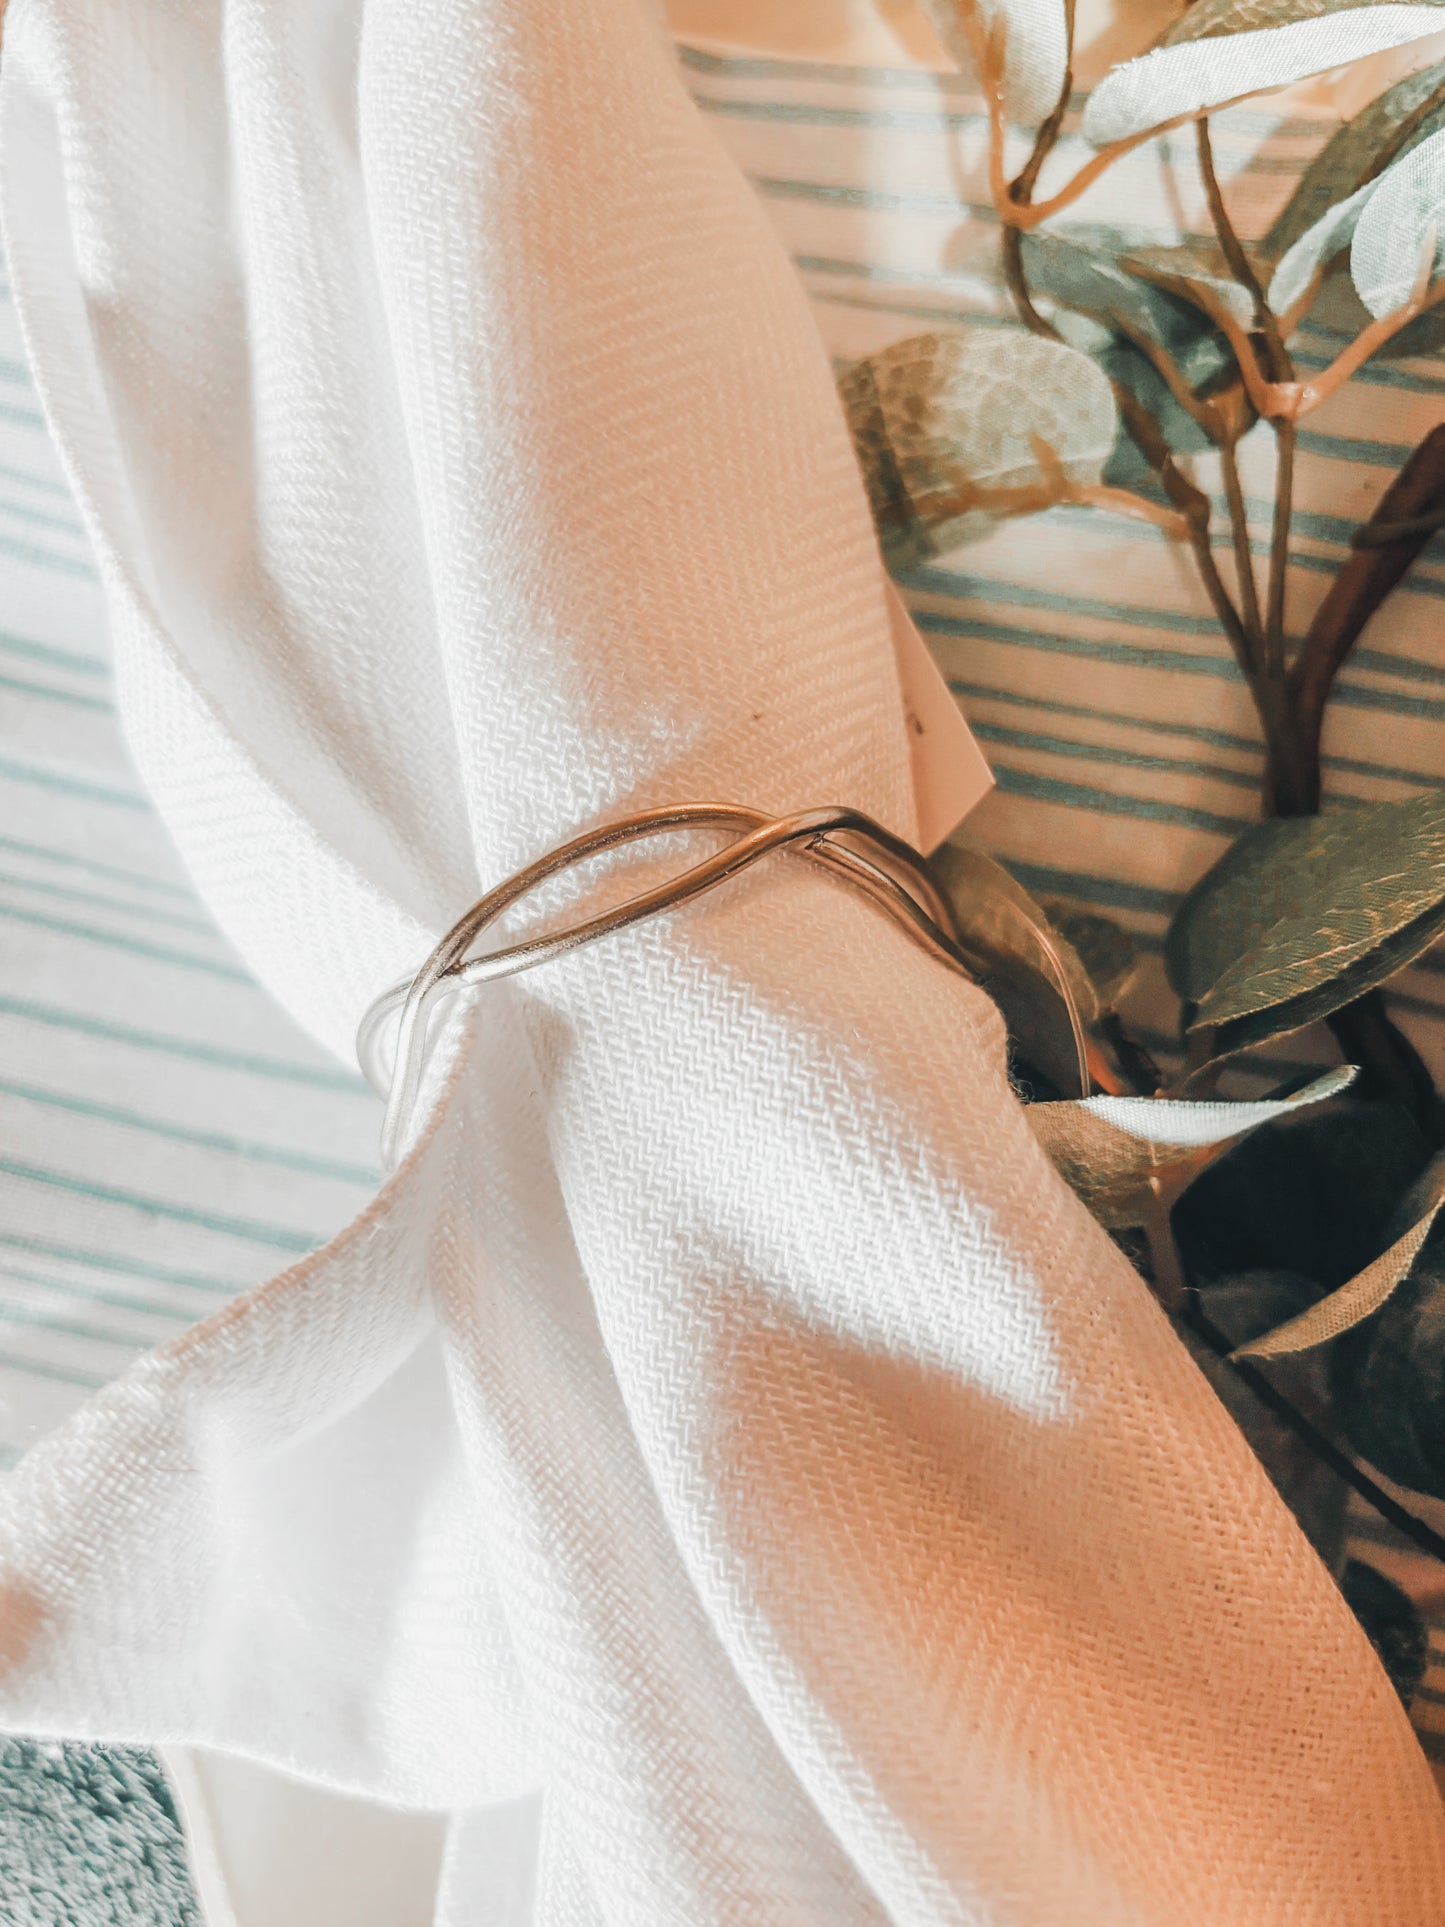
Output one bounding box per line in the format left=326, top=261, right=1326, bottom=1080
left=0, top=670, right=110, bottom=711
left=0, top=1350, right=106, bottom=1389
left=694, top=91, right=990, bottom=133
left=797, top=251, right=994, bottom=294
left=907, top=566, right=1221, bottom=637
left=757, top=174, right=995, bottom=218
left=0, top=530, right=95, bottom=578
left=0, top=995, right=370, bottom=1092
left=0, top=400, right=46, bottom=432
left=912, top=565, right=1445, bottom=683
left=0, top=1258, right=206, bottom=1321
left=0, top=1156, right=322, bottom=1253
left=1297, top=426, right=1413, bottom=468
left=920, top=605, right=1445, bottom=723
left=0, top=834, right=189, bottom=898
left=971, top=718, right=1261, bottom=792
left=1331, top=678, right=1445, bottom=727
left=914, top=606, right=1239, bottom=679
left=991, top=761, right=1250, bottom=837
left=0, top=1303, right=144, bottom=1350
left=0, top=1229, right=244, bottom=1296
left=0, top=458, right=69, bottom=498
left=678, top=42, right=989, bottom=92
left=811, top=284, right=1017, bottom=331
left=0, top=866, right=216, bottom=934
left=0, top=494, right=84, bottom=538
left=0, top=628, right=107, bottom=675
left=1005, top=860, right=1179, bottom=918
left=0, top=1077, right=381, bottom=1188
left=0, top=902, right=253, bottom=982
left=0, top=752, right=147, bottom=810
left=675, top=39, right=1322, bottom=135
left=953, top=674, right=1433, bottom=791
left=951, top=675, right=1261, bottom=754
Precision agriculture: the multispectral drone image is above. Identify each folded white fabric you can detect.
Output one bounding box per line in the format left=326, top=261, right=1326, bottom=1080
left=1, top=0, right=1443, bottom=1919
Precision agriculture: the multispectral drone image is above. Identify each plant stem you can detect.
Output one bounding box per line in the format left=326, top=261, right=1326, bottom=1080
left=1196, top=120, right=1292, bottom=383
left=1219, top=440, right=1263, bottom=649
left=1264, top=418, right=1295, bottom=681
left=1325, top=990, right=1439, bottom=1135
left=1001, top=228, right=1063, bottom=342
left=1286, top=423, right=1445, bottom=812
left=999, top=0, right=1075, bottom=343
left=1186, top=1294, right=1445, bottom=1567
left=1014, top=0, right=1076, bottom=203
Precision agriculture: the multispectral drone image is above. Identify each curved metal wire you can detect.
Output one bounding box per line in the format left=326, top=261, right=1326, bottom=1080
left=358, top=802, right=1090, bottom=1168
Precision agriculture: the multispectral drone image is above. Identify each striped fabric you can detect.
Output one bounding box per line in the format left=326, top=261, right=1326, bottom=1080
left=678, top=34, right=1445, bottom=1771
left=3, top=31, right=1445, bottom=1792
left=679, top=39, right=1445, bottom=1084
left=0, top=265, right=382, bottom=1472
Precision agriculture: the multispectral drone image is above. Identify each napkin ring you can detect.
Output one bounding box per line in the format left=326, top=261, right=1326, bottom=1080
left=356, top=802, right=1080, bottom=1168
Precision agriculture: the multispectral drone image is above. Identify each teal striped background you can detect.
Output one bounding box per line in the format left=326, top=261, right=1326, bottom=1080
left=679, top=37, right=1445, bottom=1767
left=682, top=39, right=1445, bottom=1087
left=0, top=257, right=381, bottom=1471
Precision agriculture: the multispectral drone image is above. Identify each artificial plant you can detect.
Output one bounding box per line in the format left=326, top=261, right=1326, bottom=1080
left=841, top=0, right=1445, bottom=1696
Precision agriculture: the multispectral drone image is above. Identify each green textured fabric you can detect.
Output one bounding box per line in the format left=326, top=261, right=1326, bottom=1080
left=0, top=1740, right=198, bottom=1927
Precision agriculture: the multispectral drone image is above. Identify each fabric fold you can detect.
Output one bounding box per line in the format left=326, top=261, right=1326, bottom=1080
left=2, top=0, right=1443, bottom=1918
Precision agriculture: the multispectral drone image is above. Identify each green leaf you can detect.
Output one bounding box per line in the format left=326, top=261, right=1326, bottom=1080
left=1164, top=815, right=1325, bottom=1005
left=838, top=330, right=1117, bottom=569
left=1019, top=233, right=1240, bottom=458
left=1028, top=1067, right=1353, bottom=1227
left=1038, top=899, right=1140, bottom=1010
left=1161, top=0, right=1442, bottom=47
left=1332, top=1228, right=1445, bottom=1500
left=1181, top=1270, right=1349, bottom=1566
left=930, top=838, right=1096, bottom=1094
left=1022, top=233, right=1212, bottom=346
left=1235, top=1152, right=1445, bottom=1355
left=1185, top=794, right=1445, bottom=1062
left=1264, top=58, right=1445, bottom=262
left=1119, top=240, right=1262, bottom=329
left=1172, top=1094, right=1433, bottom=1288
left=918, top=0, right=1070, bottom=124
left=1351, top=123, right=1445, bottom=317
left=1267, top=178, right=1378, bottom=321
left=1022, top=232, right=1238, bottom=379
left=1340, top=1561, right=1428, bottom=1706
left=1083, top=10, right=1445, bottom=146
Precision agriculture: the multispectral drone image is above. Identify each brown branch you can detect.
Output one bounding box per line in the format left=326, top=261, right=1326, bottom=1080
left=977, top=42, right=1257, bottom=689
left=1290, top=240, right=1445, bottom=416
left=1196, top=119, right=1292, bottom=381
left=1284, top=422, right=1445, bottom=811
left=1326, top=989, right=1439, bottom=1139
left=1186, top=1294, right=1445, bottom=1564
left=1028, top=435, right=1190, bottom=535
left=998, top=0, right=1076, bottom=342
left=1113, top=316, right=1222, bottom=435
left=1000, top=228, right=1065, bottom=342
left=1264, top=419, right=1295, bottom=680
left=1353, top=505, right=1445, bottom=547
left=1013, top=0, right=1076, bottom=203
left=1219, top=439, right=1264, bottom=649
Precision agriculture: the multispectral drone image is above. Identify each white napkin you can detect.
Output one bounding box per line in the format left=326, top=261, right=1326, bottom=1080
left=1, top=0, right=1443, bottom=1919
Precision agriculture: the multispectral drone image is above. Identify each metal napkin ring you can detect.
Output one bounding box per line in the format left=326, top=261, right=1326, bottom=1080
left=357, top=802, right=1022, bottom=1169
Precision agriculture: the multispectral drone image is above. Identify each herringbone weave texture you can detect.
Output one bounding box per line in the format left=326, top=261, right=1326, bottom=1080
left=0, top=0, right=1443, bottom=1919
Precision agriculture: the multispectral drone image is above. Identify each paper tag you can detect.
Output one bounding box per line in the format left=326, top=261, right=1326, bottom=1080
left=885, top=578, right=994, bottom=853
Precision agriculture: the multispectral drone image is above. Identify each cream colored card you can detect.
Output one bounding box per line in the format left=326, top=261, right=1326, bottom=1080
left=884, top=577, right=994, bottom=852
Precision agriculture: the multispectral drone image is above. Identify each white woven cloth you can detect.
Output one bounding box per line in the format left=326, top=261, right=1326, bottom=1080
left=1, top=0, right=1443, bottom=1919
